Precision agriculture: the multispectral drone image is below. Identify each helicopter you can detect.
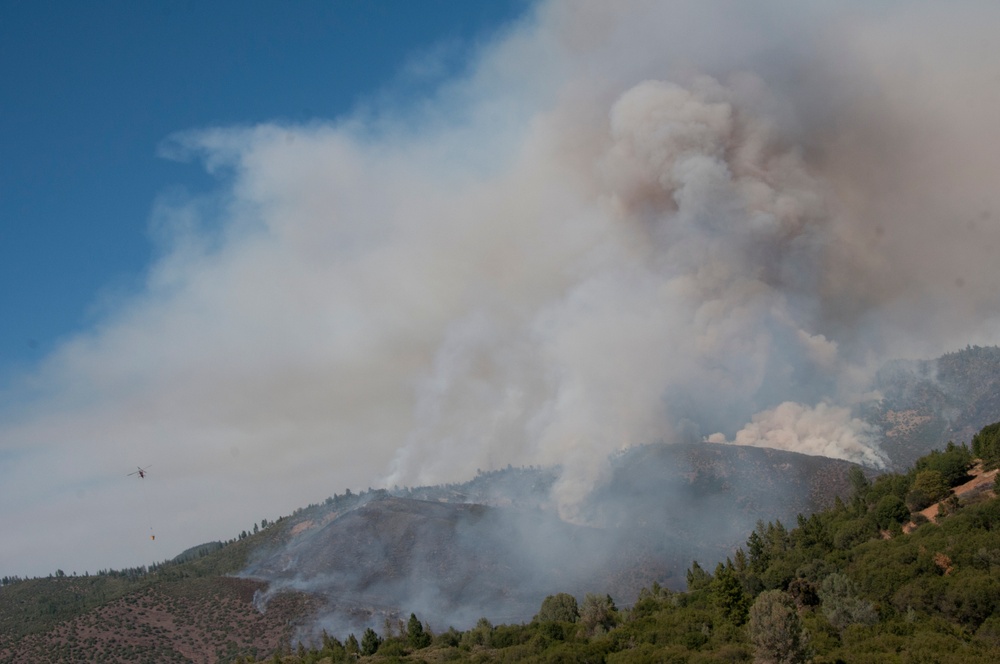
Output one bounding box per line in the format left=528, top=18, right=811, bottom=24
left=127, top=465, right=156, bottom=539
left=127, top=465, right=151, bottom=479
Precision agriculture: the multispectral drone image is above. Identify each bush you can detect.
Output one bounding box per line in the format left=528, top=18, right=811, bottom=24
left=434, top=627, right=462, bottom=648
left=376, top=639, right=408, bottom=657
left=819, top=573, right=878, bottom=631
left=875, top=495, right=910, bottom=529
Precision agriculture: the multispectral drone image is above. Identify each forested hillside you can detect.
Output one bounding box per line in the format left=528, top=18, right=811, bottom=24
left=257, top=439, right=1000, bottom=664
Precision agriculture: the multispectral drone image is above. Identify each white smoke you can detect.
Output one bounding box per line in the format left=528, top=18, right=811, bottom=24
left=376, top=72, right=854, bottom=512
left=2, top=0, right=1000, bottom=575
left=707, top=402, right=886, bottom=469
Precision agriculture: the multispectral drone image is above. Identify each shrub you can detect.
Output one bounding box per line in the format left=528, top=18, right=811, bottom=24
left=819, top=573, right=878, bottom=631
left=875, top=495, right=910, bottom=529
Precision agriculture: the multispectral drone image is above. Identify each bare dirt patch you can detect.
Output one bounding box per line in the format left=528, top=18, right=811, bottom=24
left=884, top=409, right=933, bottom=438
left=904, top=463, right=998, bottom=532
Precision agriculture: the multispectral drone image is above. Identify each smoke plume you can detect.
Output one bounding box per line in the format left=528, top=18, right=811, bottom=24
left=707, top=402, right=885, bottom=468
left=2, top=0, right=1000, bottom=576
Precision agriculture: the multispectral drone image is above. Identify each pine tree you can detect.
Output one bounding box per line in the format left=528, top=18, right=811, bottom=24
left=407, top=613, right=432, bottom=648
left=711, top=560, right=751, bottom=625
left=361, top=627, right=382, bottom=655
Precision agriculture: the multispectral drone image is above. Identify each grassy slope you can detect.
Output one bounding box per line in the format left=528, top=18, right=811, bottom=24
left=0, top=515, right=319, bottom=664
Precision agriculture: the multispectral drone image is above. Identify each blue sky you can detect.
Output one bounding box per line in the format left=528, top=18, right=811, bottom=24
left=2, top=1, right=998, bottom=580
left=0, top=0, right=528, bottom=383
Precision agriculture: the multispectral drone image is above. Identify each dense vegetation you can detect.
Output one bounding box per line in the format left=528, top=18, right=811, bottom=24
left=255, top=436, right=1000, bottom=663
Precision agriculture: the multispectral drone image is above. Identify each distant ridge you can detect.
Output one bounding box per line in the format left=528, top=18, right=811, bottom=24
left=866, top=345, right=1000, bottom=469
left=240, top=441, right=860, bottom=634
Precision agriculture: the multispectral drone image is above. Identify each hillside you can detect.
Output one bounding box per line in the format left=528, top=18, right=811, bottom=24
left=0, top=443, right=860, bottom=661
left=1, top=577, right=315, bottom=664
left=0, top=525, right=325, bottom=664
left=866, top=345, right=1000, bottom=470
left=259, top=444, right=1000, bottom=664
left=237, top=442, right=861, bottom=639
left=245, top=497, right=624, bottom=632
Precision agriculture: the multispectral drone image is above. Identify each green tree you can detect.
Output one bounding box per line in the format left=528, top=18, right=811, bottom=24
left=580, top=593, right=617, bottom=634
left=833, top=519, right=874, bottom=550
left=747, top=530, right=769, bottom=572
left=819, top=573, right=877, bottom=631
left=874, top=494, right=909, bottom=529
left=407, top=613, right=432, bottom=649
left=320, top=630, right=343, bottom=657
left=763, top=520, right=790, bottom=557
left=907, top=469, right=949, bottom=511
left=345, top=633, right=359, bottom=655
left=461, top=617, right=494, bottom=648
left=536, top=593, right=579, bottom=622
left=940, top=576, right=1000, bottom=629
left=849, top=466, right=871, bottom=508
left=747, top=590, right=806, bottom=664
left=972, top=421, right=1000, bottom=469
left=686, top=561, right=713, bottom=591
left=915, top=443, right=973, bottom=487
left=712, top=560, right=751, bottom=625
left=360, top=627, right=382, bottom=655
